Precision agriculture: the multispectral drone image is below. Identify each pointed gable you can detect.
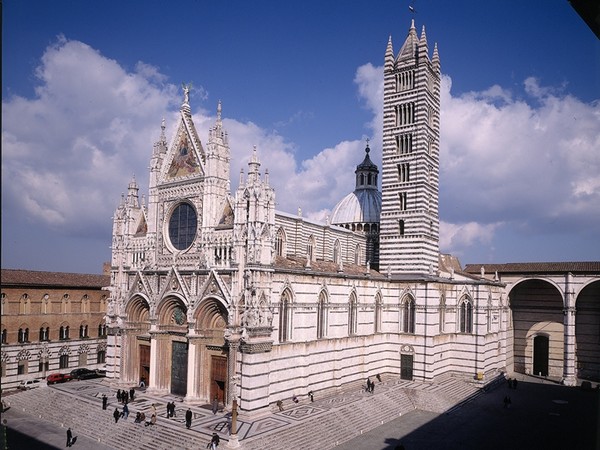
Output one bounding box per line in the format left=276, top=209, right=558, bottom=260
left=162, top=90, right=206, bottom=181
left=217, top=198, right=235, bottom=228
left=134, top=212, right=148, bottom=237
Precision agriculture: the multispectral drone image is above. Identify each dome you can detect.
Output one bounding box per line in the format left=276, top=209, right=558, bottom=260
left=330, top=142, right=381, bottom=226
left=331, top=189, right=381, bottom=225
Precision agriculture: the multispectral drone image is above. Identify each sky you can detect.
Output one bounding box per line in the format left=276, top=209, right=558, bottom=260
left=2, top=0, right=599, bottom=275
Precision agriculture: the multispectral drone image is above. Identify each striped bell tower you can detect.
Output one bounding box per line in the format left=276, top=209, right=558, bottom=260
left=379, top=20, right=441, bottom=275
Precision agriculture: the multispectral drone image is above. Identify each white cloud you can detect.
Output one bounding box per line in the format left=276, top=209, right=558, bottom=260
left=2, top=38, right=599, bottom=268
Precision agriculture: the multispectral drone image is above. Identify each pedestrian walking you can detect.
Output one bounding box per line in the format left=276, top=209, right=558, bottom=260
left=276, top=400, right=283, bottom=411
left=113, top=407, right=120, bottom=423
left=123, top=390, right=129, bottom=404
left=66, top=427, right=72, bottom=447
left=210, top=432, right=220, bottom=449
left=185, top=408, right=192, bottom=429
left=116, top=389, right=122, bottom=403
left=376, top=373, right=382, bottom=383
left=366, top=378, right=372, bottom=393
left=212, top=396, right=219, bottom=414
left=151, top=403, right=157, bottom=416
left=166, top=402, right=171, bottom=418
left=102, top=394, right=107, bottom=410
left=129, top=388, right=135, bottom=401
left=123, top=403, right=129, bottom=419
left=308, top=390, right=314, bottom=402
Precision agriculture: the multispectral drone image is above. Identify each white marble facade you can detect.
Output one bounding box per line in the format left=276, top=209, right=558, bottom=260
left=105, top=20, right=511, bottom=416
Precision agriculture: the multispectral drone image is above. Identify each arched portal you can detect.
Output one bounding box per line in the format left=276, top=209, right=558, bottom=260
left=193, top=297, right=228, bottom=404
left=124, top=296, right=151, bottom=386
left=155, top=296, right=188, bottom=396
left=509, top=279, right=563, bottom=378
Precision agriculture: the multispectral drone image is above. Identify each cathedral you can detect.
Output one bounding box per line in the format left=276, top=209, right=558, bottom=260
left=104, top=20, right=598, bottom=416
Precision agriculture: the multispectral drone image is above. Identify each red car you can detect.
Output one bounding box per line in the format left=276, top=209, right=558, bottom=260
left=47, top=373, right=72, bottom=384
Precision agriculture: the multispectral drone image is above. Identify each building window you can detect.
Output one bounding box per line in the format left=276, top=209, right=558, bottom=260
left=275, top=229, right=286, bottom=257
left=459, top=299, right=473, bottom=333
left=1, top=328, right=7, bottom=344
left=59, top=354, right=69, bottom=369
left=18, top=328, right=29, bottom=343
left=399, top=192, right=407, bottom=211
left=39, top=327, right=50, bottom=341
left=402, top=298, right=415, bottom=334
left=279, top=291, right=292, bottom=343
left=374, top=295, right=383, bottom=333
left=398, top=220, right=405, bottom=236
left=79, top=325, right=88, bottom=339
left=97, top=350, right=106, bottom=364
left=397, top=163, right=410, bottom=182
left=17, top=360, right=28, bottom=375
left=60, top=326, right=70, bottom=340
left=38, top=359, right=49, bottom=373
left=168, top=202, right=197, bottom=251
left=317, top=292, right=327, bottom=339
left=439, top=296, right=446, bottom=333
left=98, top=324, right=107, bottom=338
left=348, top=294, right=358, bottom=336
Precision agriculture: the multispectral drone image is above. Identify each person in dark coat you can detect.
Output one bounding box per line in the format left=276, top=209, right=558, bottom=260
left=212, top=396, right=219, bottom=414
left=116, top=389, right=122, bottom=403
left=66, top=427, right=72, bottom=447
left=308, top=391, right=314, bottom=402
left=210, top=432, right=220, bottom=449
left=102, top=394, right=108, bottom=410
left=113, top=407, right=120, bottom=423
left=129, top=388, right=135, bottom=401
left=185, top=408, right=192, bottom=429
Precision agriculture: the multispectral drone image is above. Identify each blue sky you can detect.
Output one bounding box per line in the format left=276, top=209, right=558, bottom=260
left=2, top=0, right=599, bottom=274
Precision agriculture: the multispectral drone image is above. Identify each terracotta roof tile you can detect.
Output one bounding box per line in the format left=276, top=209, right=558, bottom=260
left=463, top=262, right=600, bottom=274
left=1, top=269, right=110, bottom=288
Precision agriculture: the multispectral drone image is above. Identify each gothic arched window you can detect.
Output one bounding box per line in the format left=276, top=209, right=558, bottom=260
left=348, top=293, right=358, bottom=336
left=275, top=228, right=286, bottom=257
left=279, top=290, right=292, bottom=342
left=374, top=294, right=383, bottom=333
left=402, top=297, right=415, bottom=334
left=459, top=298, right=473, bottom=333
left=317, top=291, right=328, bottom=339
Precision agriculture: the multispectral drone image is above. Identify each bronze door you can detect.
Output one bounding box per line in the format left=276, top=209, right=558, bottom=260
left=139, top=344, right=150, bottom=385
left=210, top=356, right=227, bottom=404
left=400, top=353, right=413, bottom=380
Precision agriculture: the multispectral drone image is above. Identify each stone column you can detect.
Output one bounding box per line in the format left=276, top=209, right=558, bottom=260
left=226, top=338, right=240, bottom=407
left=562, top=272, right=577, bottom=386
left=185, top=335, right=201, bottom=401
left=563, top=306, right=577, bottom=386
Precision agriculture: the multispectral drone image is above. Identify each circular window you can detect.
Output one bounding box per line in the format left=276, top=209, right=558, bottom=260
left=168, top=203, right=197, bottom=250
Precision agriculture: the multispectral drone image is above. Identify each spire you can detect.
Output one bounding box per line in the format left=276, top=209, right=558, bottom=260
left=397, top=20, right=419, bottom=63
left=126, top=175, right=139, bottom=207
left=216, top=100, right=222, bottom=126
left=385, top=35, right=395, bottom=71
left=248, top=146, right=261, bottom=181
left=418, top=25, right=429, bottom=60
left=432, top=43, right=440, bottom=71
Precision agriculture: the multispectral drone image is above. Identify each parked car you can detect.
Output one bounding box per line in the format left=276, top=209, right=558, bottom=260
left=47, top=373, right=72, bottom=384
left=18, top=379, right=42, bottom=390
left=70, top=368, right=95, bottom=380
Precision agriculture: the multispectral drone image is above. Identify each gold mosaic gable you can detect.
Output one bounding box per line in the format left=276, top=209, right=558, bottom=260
left=167, top=132, right=202, bottom=179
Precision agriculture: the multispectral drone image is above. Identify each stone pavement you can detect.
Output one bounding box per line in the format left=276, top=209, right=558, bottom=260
left=1, top=374, right=597, bottom=450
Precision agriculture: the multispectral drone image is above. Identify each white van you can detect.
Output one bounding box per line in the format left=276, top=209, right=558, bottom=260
left=18, top=379, right=41, bottom=390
